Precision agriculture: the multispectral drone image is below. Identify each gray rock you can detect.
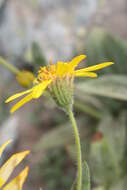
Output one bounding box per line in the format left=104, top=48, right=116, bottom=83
left=0, top=0, right=97, bottom=60
left=0, top=115, right=19, bottom=145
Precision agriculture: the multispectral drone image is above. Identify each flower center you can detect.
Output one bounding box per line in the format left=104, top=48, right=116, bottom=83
left=37, top=65, right=56, bottom=82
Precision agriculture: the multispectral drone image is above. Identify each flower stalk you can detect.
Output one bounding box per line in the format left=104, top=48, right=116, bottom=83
left=66, top=107, right=82, bottom=190
left=0, top=57, right=19, bottom=75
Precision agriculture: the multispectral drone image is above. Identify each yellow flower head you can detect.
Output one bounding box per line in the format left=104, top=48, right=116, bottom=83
left=0, top=56, right=35, bottom=88
left=0, top=140, right=29, bottom=190
left=6, top=55, right=114, bottom=113
left=16, top=70, right=35, bottom=88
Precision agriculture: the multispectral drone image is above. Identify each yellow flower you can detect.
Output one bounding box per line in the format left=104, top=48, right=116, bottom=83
left=16, top=70, right=35, bottom=88
left=0, top=140, right=29, bottom=190
left=0, top=56, right=35, bottom=88
left=6, top=55, right=114, bottom=113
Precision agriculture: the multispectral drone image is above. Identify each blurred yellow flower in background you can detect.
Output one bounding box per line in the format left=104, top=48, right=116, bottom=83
left=16, top=70, right=35, bottom=88
left=6, top=55, right=114, bottom=113
left=0, top=140, right=29, bottom=190
left=0, top=57, right=35, bottom=88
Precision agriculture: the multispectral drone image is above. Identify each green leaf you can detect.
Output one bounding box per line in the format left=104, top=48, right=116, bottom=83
left=74, top=28, right=127, bottom=113
left=31, top=41, right=47, bottom=67
left=99, top=113, right=126, bottom=163
left=83, top=28, right=127, bottom=75
left=77, top=75, right=127, bottom=101
left=89, top=113, right=127, bottom=189
left=71, top=161, right=91, bottom=190
left=90, top=138, right=119, bottom=189
left=71, top=179, right=77, bottom=190
left=92, top=187, right=104, bottom=190
left=82, top=161, right=91, bottom=190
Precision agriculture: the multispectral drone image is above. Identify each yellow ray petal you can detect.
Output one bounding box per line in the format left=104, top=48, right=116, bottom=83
left=76, top=62, right=114, bottom=73
left=5, top=88, right=33, bottom=103
left=2, top=167, right=29, bottom=190
left=10, top=94, right=33, bottom=113
left=56, top=62, right=65, bottom=76
left=0, top=151, right=29, bottom=188
left=75, top=71, right=97, bottom=78
left=32, top=80, right=52, bottom=99
left=0, top=177, right=4, bottom=188
left=0, top=140, right=12, bottom=157
left=69, top=54, right=87, bottom=69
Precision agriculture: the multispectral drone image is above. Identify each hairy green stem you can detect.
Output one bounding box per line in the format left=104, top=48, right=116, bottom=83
left=67, top=108, right=82, bottom=190
left=0, top=57, right=19, bottom=75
